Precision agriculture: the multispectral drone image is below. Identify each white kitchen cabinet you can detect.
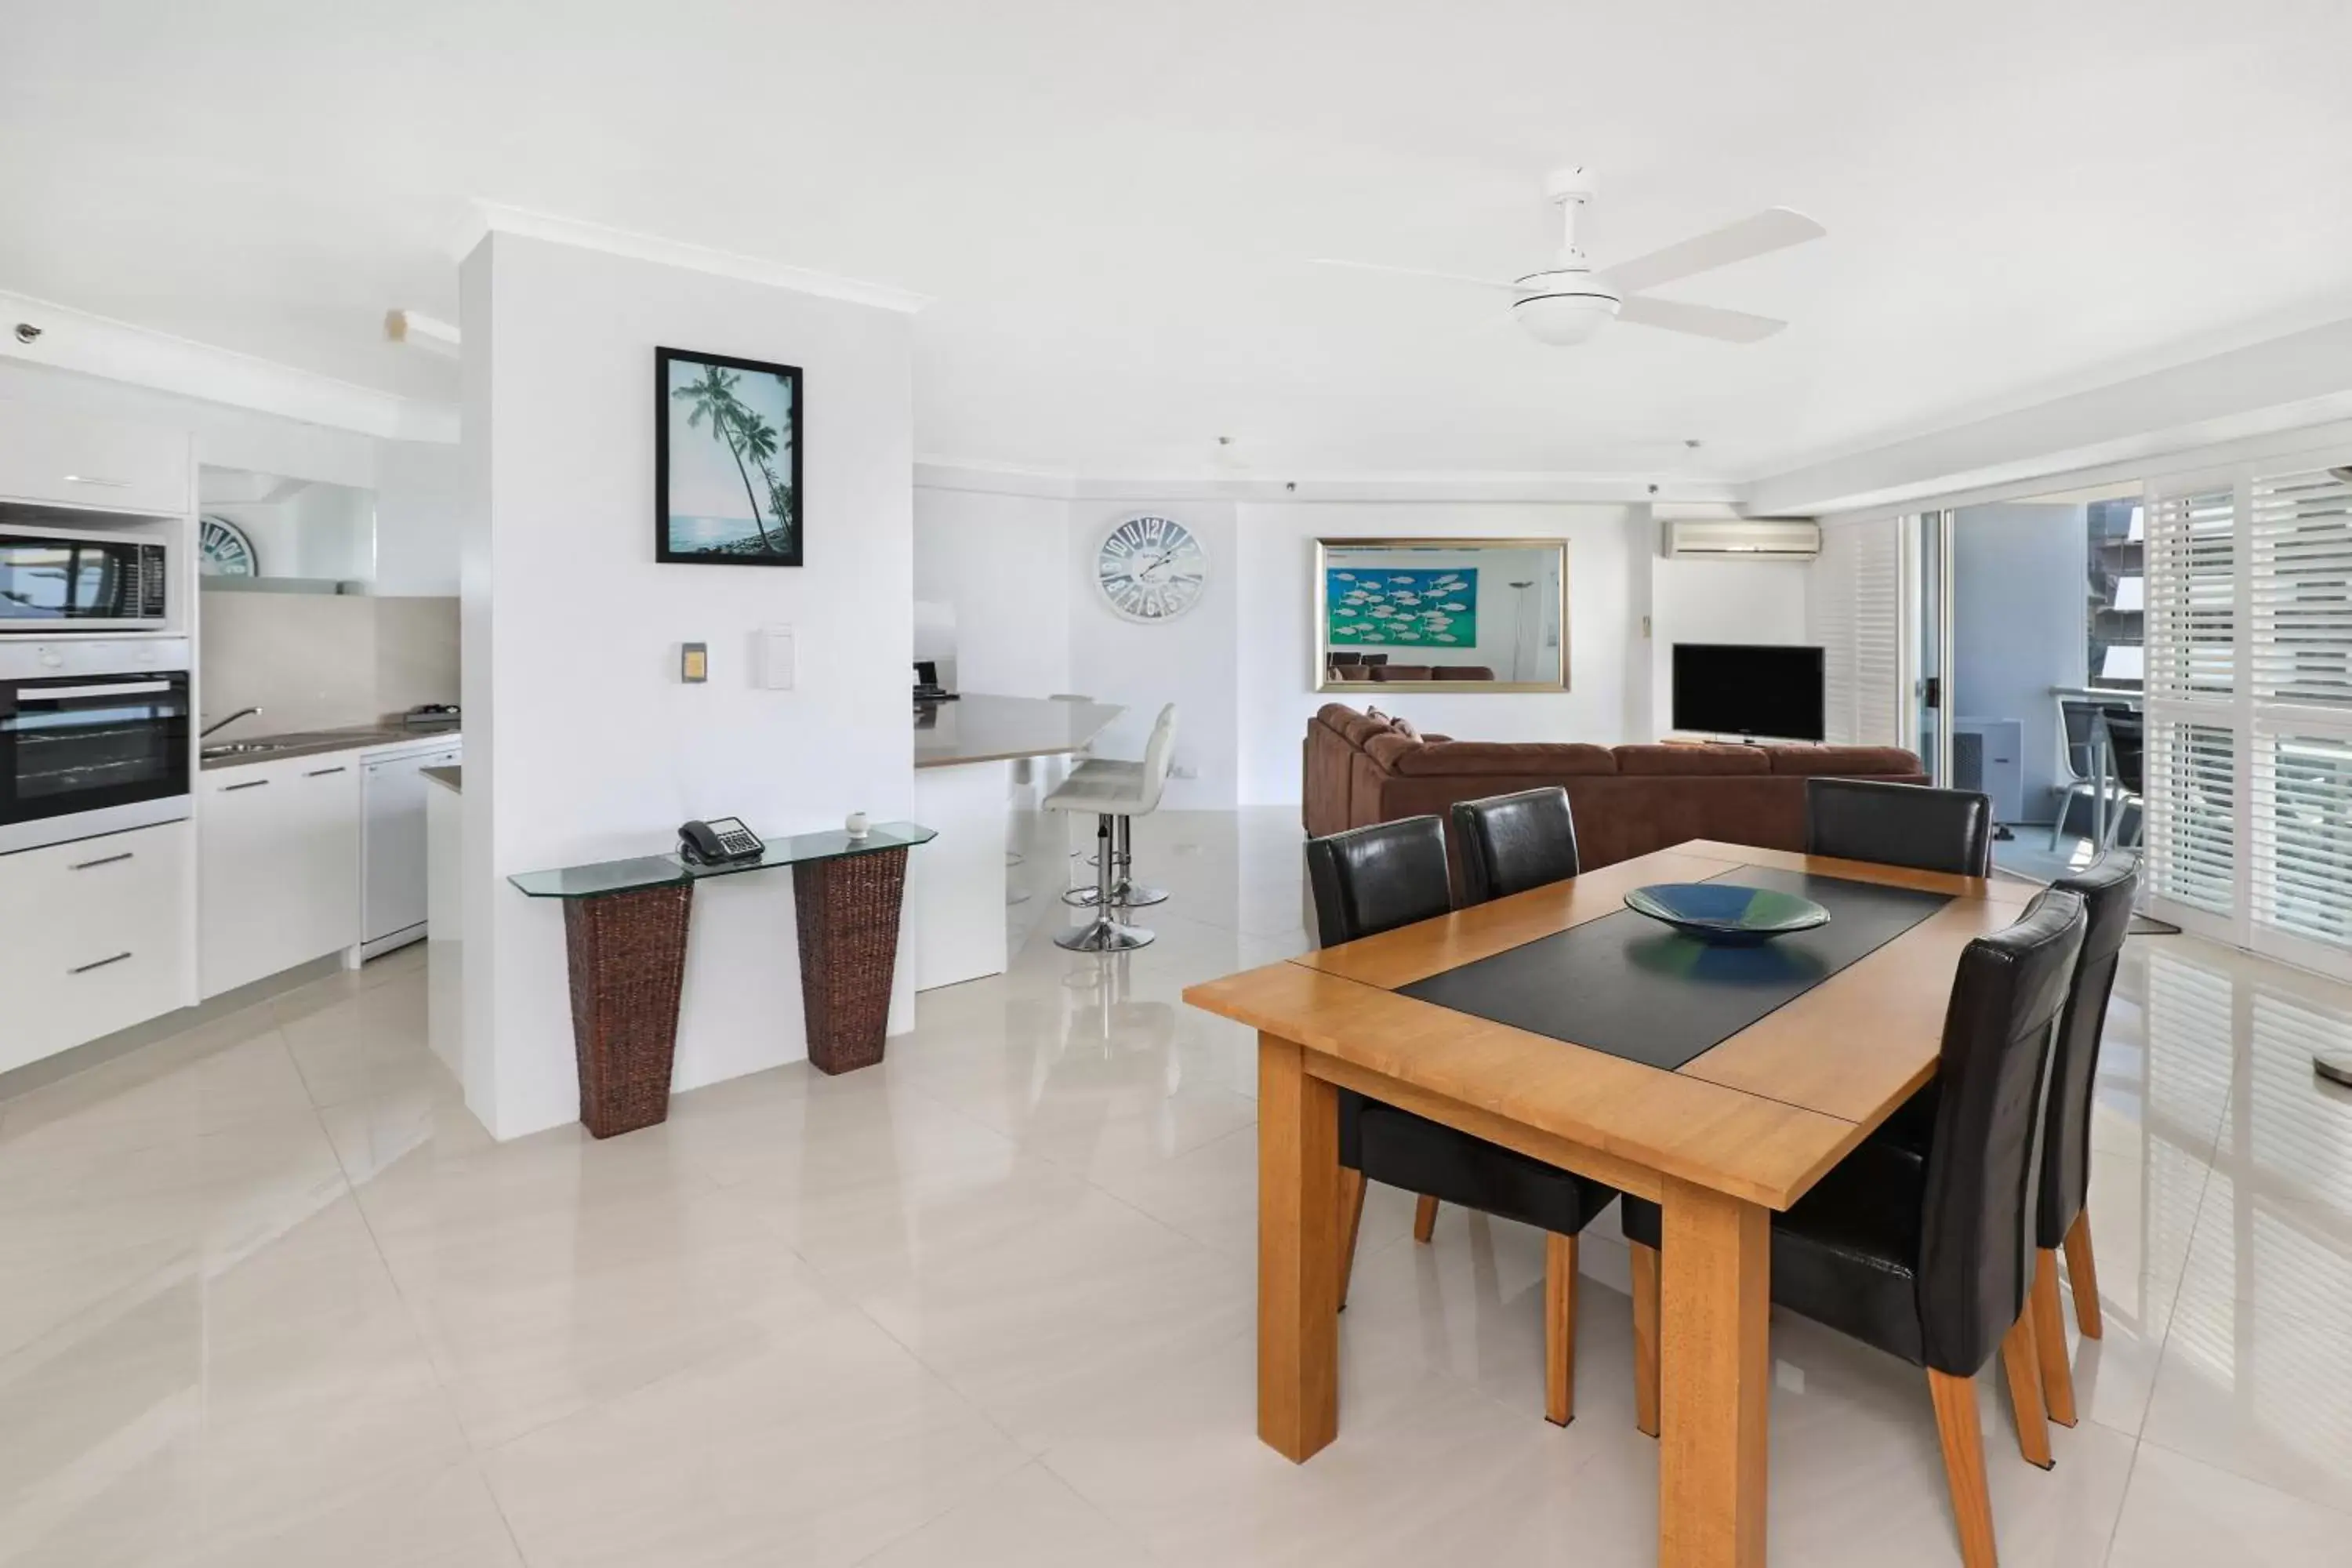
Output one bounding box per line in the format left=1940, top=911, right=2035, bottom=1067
left=199, top=752, right=362, bottom=997
left=0, top=398, right=192, bottom=517
left=0, top=821, right=192, bottom=1074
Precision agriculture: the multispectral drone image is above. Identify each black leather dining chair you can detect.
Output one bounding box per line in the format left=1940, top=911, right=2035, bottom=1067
left=1806, top=776, right=1995, bottom=877
left=1305, top=815, right=1621, bottom=1425
left=1867, top=851, right=2140, bottom=1428
left=1619, top=888, right=2087, bottom=1568
left=1451, top=787, right=1581, bottom=905
left=2024, top=851, right=2139, bottom=1425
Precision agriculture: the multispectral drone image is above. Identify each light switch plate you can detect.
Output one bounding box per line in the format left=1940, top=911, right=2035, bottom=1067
left=680, top=642, right=708, bottom=684
left=755, top=625, right=795, bottom=690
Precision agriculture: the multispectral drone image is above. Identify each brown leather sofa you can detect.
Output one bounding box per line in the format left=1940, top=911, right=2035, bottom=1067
left=1304, top=702, right=1926, bottom=890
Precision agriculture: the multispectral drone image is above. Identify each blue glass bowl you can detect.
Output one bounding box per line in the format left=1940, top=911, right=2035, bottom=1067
left=1624, top=882, right=1831, bottom=946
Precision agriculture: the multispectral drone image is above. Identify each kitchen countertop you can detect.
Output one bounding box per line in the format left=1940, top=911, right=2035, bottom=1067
left=913, top=695, right=1123, bottom=769
left=422, top=764, right=462, bottom=793
left=198, top=722, right=463, bottom=771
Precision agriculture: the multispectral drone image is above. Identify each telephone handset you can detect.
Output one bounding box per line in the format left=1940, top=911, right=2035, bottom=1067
left=678, top=817, right=765, bottom=866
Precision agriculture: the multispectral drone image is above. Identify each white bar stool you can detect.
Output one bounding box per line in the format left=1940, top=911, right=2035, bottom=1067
left=1042, top=704, right=1178, bottom=951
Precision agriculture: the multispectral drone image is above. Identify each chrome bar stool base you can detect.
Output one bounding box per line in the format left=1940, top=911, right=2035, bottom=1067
left=1054, top=914, right=1156, bottom=953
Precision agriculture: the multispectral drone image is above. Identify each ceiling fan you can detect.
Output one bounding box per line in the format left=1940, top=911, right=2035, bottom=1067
left=1313, top=167, right=1825, bottom=347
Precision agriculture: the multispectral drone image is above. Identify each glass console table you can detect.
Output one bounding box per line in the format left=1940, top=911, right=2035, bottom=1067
left=510, top=822, right=936, bottom=1137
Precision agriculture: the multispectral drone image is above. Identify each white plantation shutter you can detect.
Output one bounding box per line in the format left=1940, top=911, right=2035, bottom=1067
left=1854, top=524, right=1901, bottom=746
left=2139, top=460, right=2352, bottom=975
left=2246, top=467, right=2352, bottom=964
left=1808, top=518, right=1901, bottom=746
left=2250, top=469, right=2352, bottom=709
left=2141, top=481, right=2244, bottom=927
left=2252, top=728, right=2352, bottom=946
left=2143, top=718, right=2238, bottom=916
left=2144, top=487, right=2238, bottom=698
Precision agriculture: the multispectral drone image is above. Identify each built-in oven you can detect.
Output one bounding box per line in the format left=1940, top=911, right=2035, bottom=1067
left=0, top=524, right=172, bottom=632
left=0, top=640, right=191, bottom=855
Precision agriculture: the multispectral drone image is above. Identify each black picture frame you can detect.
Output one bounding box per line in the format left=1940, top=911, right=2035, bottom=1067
left=655, top=345, right=804, bottom=567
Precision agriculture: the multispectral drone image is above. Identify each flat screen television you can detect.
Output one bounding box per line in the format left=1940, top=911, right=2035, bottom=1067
left=1671, top=643, right=1826, bottom=742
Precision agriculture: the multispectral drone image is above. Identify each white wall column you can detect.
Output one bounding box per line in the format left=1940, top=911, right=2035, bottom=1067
left=459, top=231, right=916, bottom=1139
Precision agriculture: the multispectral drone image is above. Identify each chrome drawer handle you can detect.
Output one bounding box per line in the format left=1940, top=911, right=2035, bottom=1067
left=70, top=951, right=133, bottom=975
left=306, top=765, right=348, bottom=777
left=70, top=851, right=134, bottom=871
left=221, top=779, right=270, bottom=792
left=63, top=474, right=132, bottom=488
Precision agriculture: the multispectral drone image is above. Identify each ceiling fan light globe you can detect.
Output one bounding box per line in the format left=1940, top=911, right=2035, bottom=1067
left=1512, top=285, right=1623, bottom=346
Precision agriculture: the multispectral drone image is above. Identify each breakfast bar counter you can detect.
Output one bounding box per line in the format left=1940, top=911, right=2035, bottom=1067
left=912, top=694, right=1121, bottom=989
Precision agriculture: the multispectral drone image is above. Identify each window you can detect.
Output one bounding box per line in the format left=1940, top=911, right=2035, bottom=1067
left=2086, top=499, right=2144, bottom=691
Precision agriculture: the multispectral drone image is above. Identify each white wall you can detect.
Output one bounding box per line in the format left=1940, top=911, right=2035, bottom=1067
left=912, top=485, right=1070, bottom=696
left=376, top=438, right=465, bottom=596
left=463, top=232, right=914, bottom=1140
left=1649, top=554, right=1812, bottom=735
left=1233, top=502, right=1646, bottom=806
left=1069, top=499, right=1239, bottom=809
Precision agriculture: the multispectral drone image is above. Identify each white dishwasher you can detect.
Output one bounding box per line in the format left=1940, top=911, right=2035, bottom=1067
left=361, top=740, right=462, bottom=960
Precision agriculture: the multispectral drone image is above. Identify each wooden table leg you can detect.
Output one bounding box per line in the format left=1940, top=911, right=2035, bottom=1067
left=1258, top=1031, right=1339, bottom=1462
left=1659, top=1176, right=1769, bottom=1568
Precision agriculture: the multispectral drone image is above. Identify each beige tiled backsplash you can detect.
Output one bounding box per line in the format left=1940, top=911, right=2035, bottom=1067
left=199, top=592, right=459, bottom=733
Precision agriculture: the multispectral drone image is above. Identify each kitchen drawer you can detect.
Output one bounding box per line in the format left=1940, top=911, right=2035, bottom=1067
left=0, top=399, right=192, bottom=517
left=0, top=821, right=192, bottom=1073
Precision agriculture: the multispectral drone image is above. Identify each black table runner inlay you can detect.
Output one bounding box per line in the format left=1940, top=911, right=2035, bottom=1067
left=1398, top=866, right=1955, bottom=1071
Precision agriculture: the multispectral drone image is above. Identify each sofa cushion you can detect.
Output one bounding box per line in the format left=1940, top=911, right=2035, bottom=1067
left=1765, top=745, right=1928, bottom=777
left=1341, top=713, right=1392, bottom=748
left=1315, top=702, right=1359, bottom=732
left=1388, top=740, right=1618, bottom=778
left=1363, top=731, right=1422, bottom=768
left=1389, top=715, right=1421, bottom=739
left=1614, top=743, right=1768, bottom=776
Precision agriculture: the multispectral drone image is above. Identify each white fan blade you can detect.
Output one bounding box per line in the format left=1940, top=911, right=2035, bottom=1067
left=1617, top=296, right=1788, bottom=343
left=1605, top=207, right=1825, bottom=294
left=1308, top=258, right=1525, bottom=293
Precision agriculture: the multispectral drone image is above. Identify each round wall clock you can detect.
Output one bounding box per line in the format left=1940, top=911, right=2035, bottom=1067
left=198, top=514, right=260, bottom=577
left=1095, top=514, right=1208, bottom=622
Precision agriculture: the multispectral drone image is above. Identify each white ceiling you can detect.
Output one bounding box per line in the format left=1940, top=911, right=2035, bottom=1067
left=5, top=0, right=2350, bottom=482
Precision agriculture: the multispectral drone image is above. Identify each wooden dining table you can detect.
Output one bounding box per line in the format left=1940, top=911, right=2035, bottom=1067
left=1182, top=839, right=2036, bottom=1568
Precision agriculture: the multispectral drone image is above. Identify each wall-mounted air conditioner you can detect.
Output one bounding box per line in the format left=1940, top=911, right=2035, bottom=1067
left=1663, top=518, right=1821, bottom=561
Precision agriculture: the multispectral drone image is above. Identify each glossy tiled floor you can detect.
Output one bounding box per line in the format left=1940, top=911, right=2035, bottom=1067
left=4, top=808, right=2350, bottom=1566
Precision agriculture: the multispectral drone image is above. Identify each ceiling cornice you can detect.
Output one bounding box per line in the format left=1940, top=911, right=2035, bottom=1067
left=0, top=289, right=457, bottom=443
left=460, top=204, right=934, bottom=315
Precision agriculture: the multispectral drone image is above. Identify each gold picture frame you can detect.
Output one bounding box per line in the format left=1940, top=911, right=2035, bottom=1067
left=1314, top=538, right=1570, bottom=693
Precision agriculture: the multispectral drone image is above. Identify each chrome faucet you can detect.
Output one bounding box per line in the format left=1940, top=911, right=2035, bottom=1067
left=200, top=706, right=263, bottom=739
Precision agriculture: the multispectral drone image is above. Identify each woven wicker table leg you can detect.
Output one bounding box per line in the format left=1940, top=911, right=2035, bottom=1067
left=563, top=881, right=694, bottom=1138
left=794, top=846, right=909, bottom=1074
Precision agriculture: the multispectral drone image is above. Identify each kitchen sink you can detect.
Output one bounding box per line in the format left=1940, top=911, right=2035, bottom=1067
left=201, top=740, right=297, bottom=759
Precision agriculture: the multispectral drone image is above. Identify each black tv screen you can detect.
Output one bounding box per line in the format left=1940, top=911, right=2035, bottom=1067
left=1671, top=644, right=1826, bottom=742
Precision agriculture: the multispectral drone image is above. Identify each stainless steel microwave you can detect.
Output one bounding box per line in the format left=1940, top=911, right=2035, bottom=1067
left=0, top=524, right=171, bottom=632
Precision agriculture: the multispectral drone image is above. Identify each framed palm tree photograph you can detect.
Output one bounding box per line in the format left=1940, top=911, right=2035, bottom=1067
left=655, top=346, right=803, bottom=566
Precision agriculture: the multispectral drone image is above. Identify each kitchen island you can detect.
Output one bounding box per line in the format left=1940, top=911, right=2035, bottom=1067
left=911, top=694, right=1120, bottom=989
